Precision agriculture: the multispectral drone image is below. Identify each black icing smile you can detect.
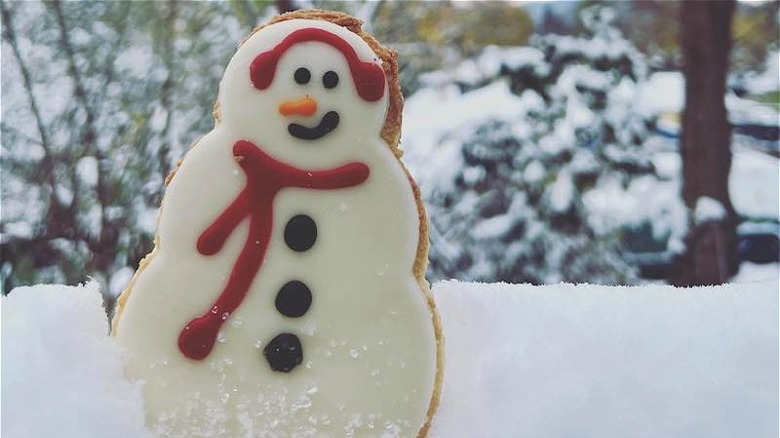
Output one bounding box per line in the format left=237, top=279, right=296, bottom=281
left=288, top=111, right=340, bottom=141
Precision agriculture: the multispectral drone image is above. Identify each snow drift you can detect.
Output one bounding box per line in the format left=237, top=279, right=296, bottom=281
left=2, top=279, right=777, bottom=437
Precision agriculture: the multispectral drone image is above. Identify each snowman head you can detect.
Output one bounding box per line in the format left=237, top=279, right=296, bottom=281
left=218, top=17, right=398, bottom=168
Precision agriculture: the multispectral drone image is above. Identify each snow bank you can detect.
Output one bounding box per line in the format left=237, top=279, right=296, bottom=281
left=2, top=280, right=777, bottom=437
left=733, top=262, right=780, bottom=284
left=430, top=280, right=778, bottom=438
left=1, top=283, right=151, bottom=438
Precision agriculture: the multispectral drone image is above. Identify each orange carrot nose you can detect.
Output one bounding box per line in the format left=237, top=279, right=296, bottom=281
left=278, top=97, right=318, bottom=117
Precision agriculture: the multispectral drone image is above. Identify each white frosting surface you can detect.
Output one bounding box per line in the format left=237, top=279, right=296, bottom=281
left=114, top=18, right=437, bottom=437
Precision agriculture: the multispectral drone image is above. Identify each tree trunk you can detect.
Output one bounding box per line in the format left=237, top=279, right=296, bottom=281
left=275, top=0, right=298, bottom=14
left=674, top=0, right=738, bottom=286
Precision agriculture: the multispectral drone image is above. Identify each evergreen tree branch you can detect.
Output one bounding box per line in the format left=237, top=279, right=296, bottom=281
left=50, top=0, right=99, bottom=151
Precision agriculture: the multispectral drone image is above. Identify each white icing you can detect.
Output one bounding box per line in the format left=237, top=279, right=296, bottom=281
left=115, top=18, right=438, bottom=437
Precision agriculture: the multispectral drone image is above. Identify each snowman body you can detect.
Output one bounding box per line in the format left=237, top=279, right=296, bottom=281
left=114, top=18, right=438, bottom=437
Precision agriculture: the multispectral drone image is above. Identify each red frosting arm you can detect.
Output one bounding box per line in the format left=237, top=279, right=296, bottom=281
left=197, top=188, right=250, bottom=256
left=233, top=139, right=370, bottom=190
left=291, top=162, right=370, bottom=190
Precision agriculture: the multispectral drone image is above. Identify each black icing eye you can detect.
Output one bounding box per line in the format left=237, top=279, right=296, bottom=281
left=294, top=67, right=311, bottom=85
left=322, top=71, right=339, bottom=89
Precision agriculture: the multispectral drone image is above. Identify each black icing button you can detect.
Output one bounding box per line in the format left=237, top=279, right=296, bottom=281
left=263, top=333, right=303, bottom=373
left=284, top=214, right=317, bottom=252
left=275, top=280, right=312, bottom=318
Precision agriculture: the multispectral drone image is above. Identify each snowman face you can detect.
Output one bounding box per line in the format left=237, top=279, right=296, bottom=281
left=277, top=57, right=345, bottom=142
left=218, top=20, right=389, bottom=169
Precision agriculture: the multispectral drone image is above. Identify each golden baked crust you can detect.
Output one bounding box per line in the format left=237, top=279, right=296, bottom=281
left=112, top=10, right=443, bottom=437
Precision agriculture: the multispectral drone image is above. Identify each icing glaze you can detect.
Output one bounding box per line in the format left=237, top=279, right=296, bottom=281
left=323, top=70, right=339, bottom=89
left=114, top=17, right=438, bottom=437
left=288, top=110, right=340, bottom=140
left=264, top=332, right=304, bottom=372
left=250, top=27, right=384, bottom=102
left=180, top=139, right=368, bottom=360
left=275, top=280, right=312, bottom=318
left=283, top=214, right=317, bottom=252
left=294, top=67, right=311, bottom=85
left=278, top=96, right=317, bottom=117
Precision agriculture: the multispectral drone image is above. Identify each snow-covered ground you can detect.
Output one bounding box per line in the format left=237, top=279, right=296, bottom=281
left=2, top=279, right=777, bottom=437
left=1, top=283, right=151, bottom=438
left=431, top=280, right=778, bottom=438
left=732, top=261, right=780, bottom=284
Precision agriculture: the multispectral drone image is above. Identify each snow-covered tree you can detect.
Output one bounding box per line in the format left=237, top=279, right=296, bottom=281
left=0, top=1, right=260, bottom=302
left=415, top=6, right=686, bottom=284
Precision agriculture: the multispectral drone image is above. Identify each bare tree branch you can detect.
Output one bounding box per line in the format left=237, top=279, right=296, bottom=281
left=0, top=121, right=45, bottom=149
left=95, top=1, right=131, bottom=106
left=50, top=0, right=117, bottom=272
left=0, top=0, right=61, bottom=211
left=50, top=0, right=99, bottom=150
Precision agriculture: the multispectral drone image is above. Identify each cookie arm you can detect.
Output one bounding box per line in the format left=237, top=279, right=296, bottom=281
left=196, top=189, right=250, bottom=256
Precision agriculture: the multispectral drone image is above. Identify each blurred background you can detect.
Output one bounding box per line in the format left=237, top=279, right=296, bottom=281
left=1, top=0, right=778, bottom=312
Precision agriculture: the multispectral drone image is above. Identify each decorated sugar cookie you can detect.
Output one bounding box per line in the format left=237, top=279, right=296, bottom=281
left=112, top=10, right=443, bottom=437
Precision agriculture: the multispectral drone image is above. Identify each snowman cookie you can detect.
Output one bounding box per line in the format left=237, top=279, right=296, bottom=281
left=112, top=10, right=443, bottom=438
